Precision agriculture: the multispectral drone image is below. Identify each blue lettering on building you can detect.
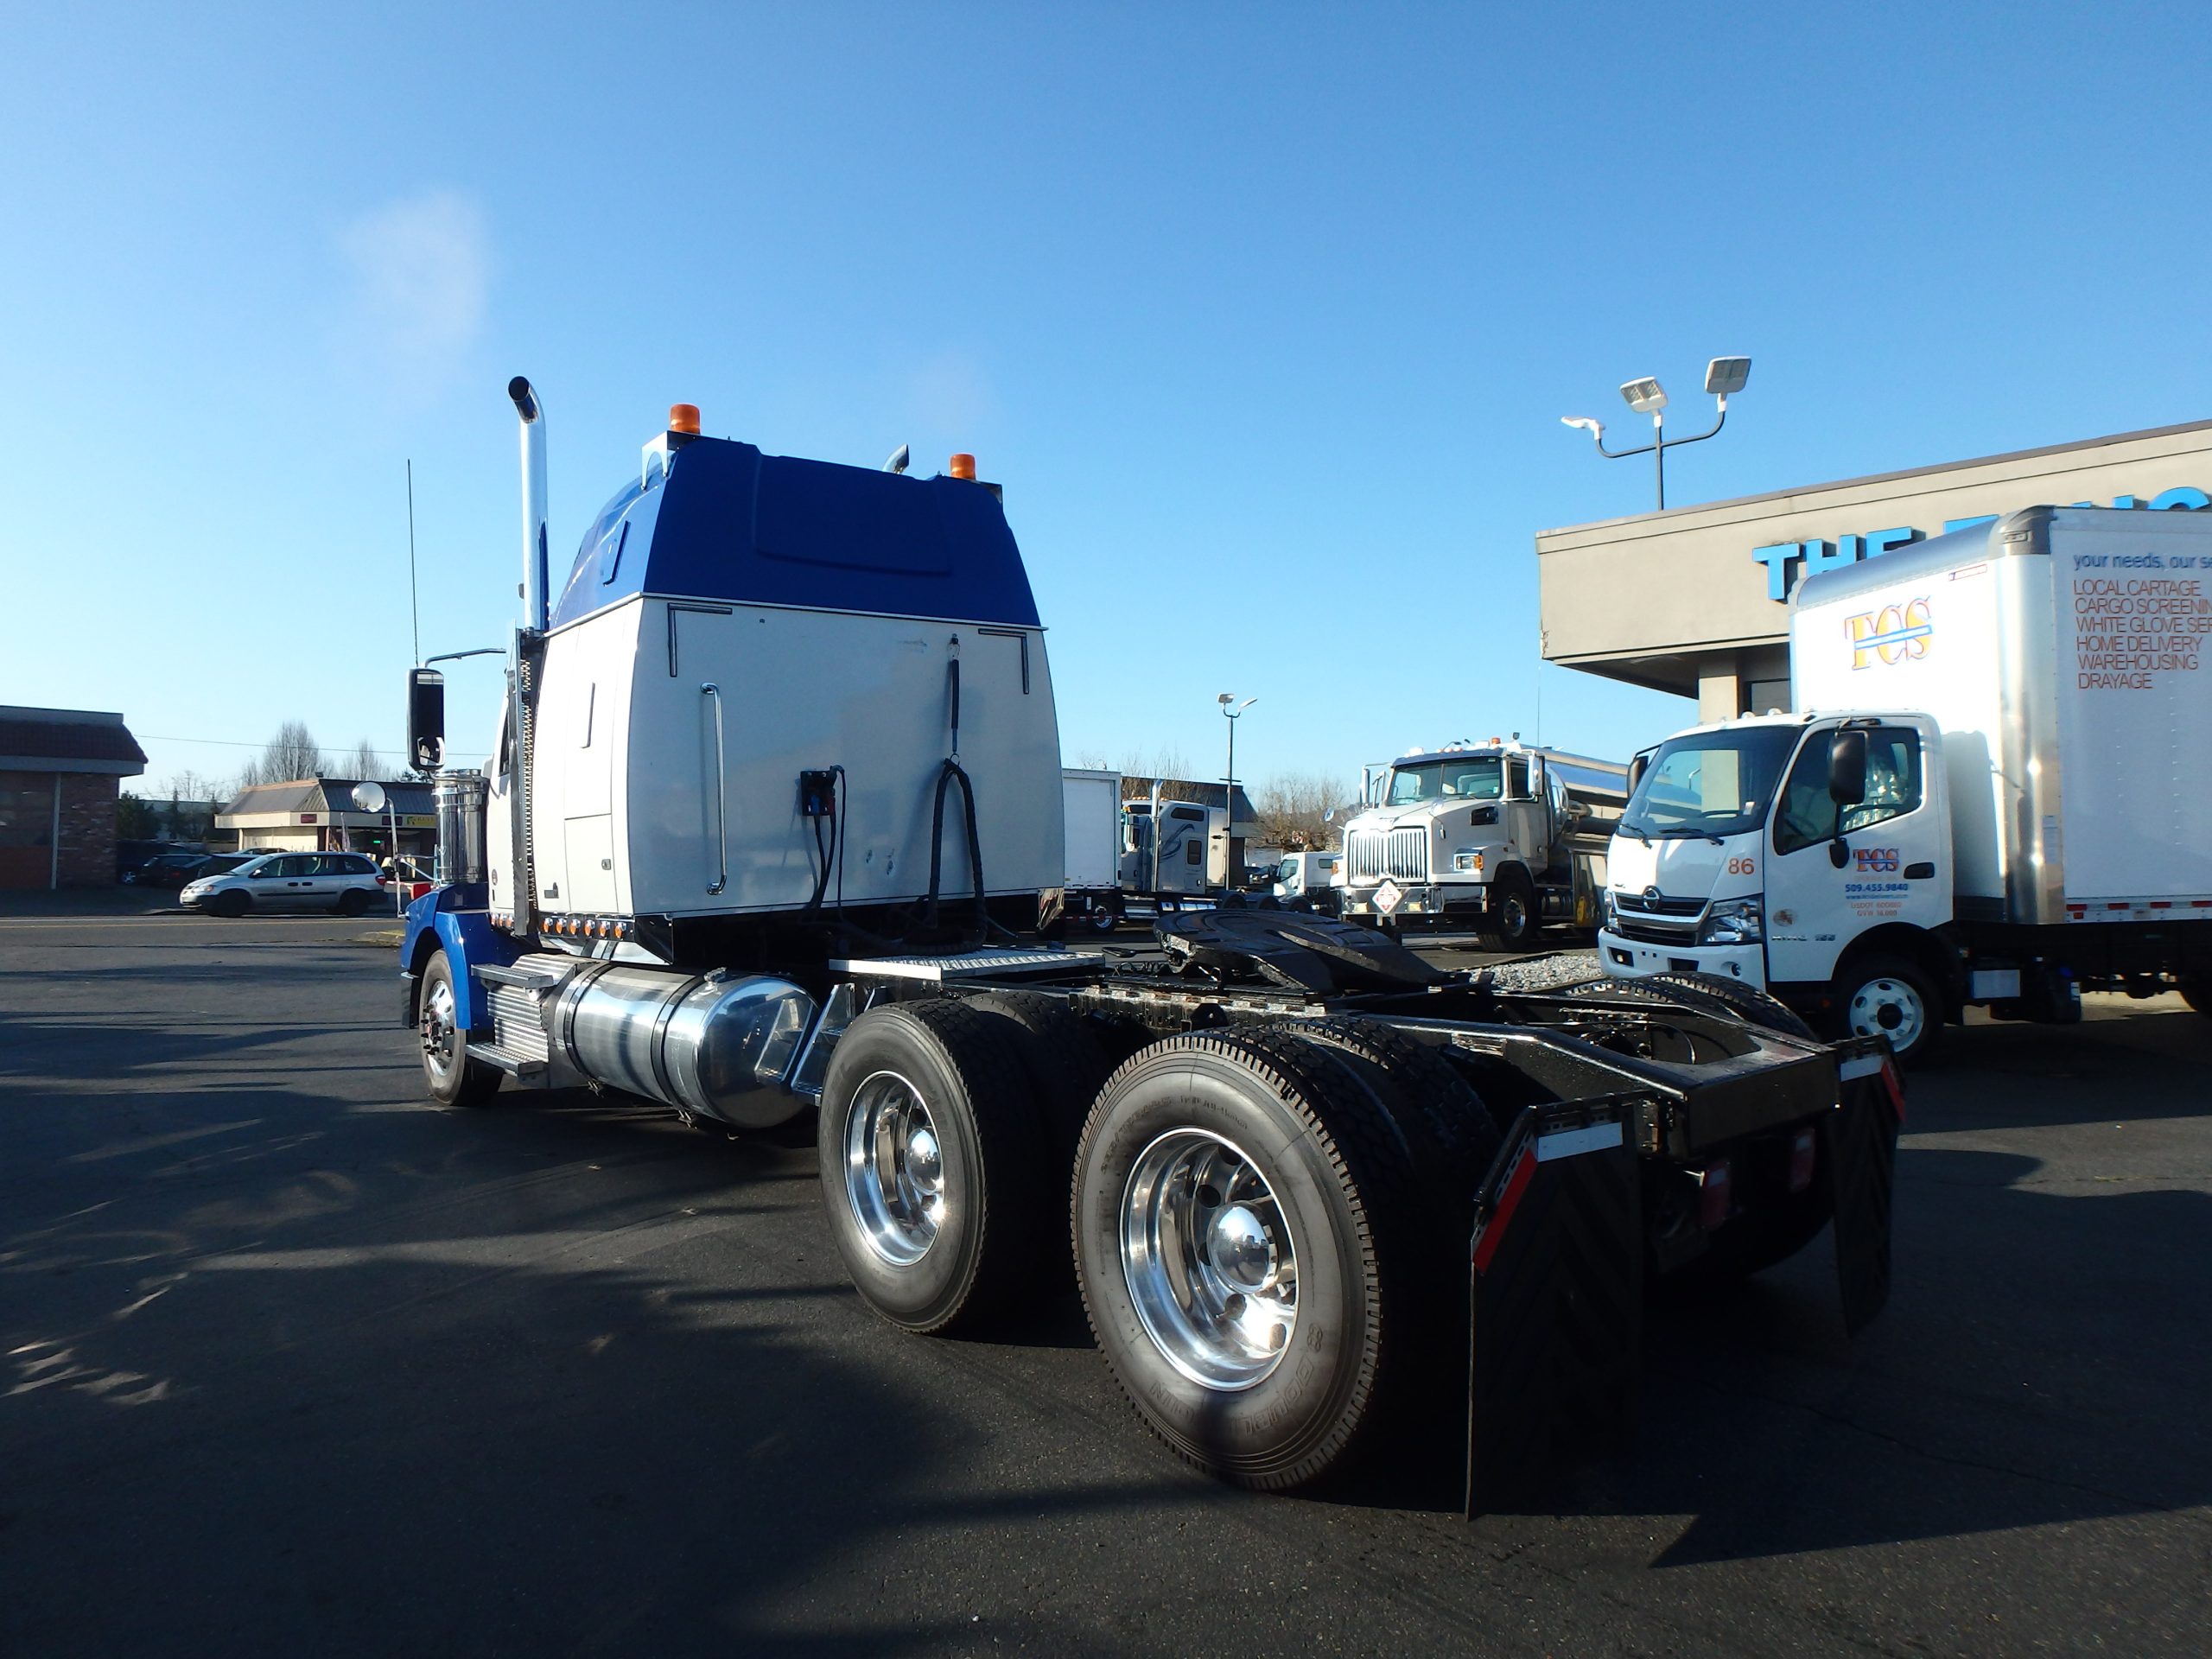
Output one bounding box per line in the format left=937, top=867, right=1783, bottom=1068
left=1755, top=490, right=2210, bottom=601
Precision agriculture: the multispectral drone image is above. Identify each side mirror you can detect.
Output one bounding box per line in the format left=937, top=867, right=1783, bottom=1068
left=408, top=668, right=447, bottom=772
left=1827, top=730, right=1868, bottom=806
left=1626, top=753, right=1649, bottom=796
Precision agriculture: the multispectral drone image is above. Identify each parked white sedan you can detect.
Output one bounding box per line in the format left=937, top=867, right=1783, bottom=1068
left=181, top=852, right=389, bottom=917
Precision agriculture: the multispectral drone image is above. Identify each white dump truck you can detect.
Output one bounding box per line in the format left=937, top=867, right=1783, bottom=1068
left=1599, top=505, right=2212, bottom=1063
left=395, top=381, right=1901, bottom=1506
left=1338, top=741, right=1629, bottom=947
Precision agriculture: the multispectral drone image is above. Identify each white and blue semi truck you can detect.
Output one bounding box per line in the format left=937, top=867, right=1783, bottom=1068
left=398, top=381, right=1904, bottom=1503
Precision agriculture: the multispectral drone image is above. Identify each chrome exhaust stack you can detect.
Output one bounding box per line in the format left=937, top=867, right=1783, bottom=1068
left=508, top=376, right=550, bottom=632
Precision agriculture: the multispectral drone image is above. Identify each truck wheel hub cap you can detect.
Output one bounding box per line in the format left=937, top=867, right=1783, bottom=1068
left=1122, top=1130, right=1299, bottom=1390
left=846, top=1071, right=944, bottom=1267
left=421, top=981, right=457, bottom=1077
left=1849, top=978, right=1923, bottom=1048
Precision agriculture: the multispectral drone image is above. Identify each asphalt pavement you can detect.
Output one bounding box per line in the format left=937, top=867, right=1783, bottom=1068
left=2, top=908, right=2207, bottom=1656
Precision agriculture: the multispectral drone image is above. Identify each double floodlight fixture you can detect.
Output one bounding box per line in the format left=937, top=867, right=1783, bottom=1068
left=1562, top=354, right=1753, bottom=510
left=1705, top=355, right=1751, bottom=397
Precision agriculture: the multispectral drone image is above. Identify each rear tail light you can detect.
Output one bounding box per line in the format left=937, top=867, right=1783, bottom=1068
left=1787, top=1128, right=1817, bottom=1193
left=1698, top=1160, right=1732, bottom=1231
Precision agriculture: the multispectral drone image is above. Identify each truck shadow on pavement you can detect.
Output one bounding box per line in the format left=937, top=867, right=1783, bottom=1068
left=1573, top=1142, right=2212, bottom=1567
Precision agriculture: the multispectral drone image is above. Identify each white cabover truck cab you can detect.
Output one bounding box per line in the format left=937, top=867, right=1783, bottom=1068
left=1338, top=741, right=1627, bottom=948
left=397, top=380, right=1906, bottom=1503
left=1600, top=506, right=2212, bottom=1061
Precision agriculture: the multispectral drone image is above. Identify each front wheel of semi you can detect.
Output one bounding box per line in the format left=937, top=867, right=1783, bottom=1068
left=1072, top=1027, right=1427, bottom=1491
left=817, top=1001, right=1047, bottom=1335
left=419, top=951, right=503, bottom=1108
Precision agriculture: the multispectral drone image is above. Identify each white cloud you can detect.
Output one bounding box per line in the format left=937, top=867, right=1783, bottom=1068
left=334, top=189, right=491, bottom=388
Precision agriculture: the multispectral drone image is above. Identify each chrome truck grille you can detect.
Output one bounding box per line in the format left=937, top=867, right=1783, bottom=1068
left=1345, top=825, right=1429, bottom=884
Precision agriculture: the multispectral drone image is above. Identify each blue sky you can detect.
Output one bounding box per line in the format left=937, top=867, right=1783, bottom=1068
left=8, top=3, right=2211, bottom=802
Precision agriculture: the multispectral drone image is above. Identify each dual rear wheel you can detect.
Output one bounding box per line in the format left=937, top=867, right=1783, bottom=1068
left=815, top=1003, right=1494, bottom=1489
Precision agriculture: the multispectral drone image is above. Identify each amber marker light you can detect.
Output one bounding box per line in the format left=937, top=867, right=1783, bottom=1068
left=948, top=453, right=976, bottom=480
left=669, top=404, right=702, bottom=435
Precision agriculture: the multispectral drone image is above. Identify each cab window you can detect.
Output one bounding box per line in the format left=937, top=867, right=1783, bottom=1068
left=1774, top=728, right=1924, bottom=855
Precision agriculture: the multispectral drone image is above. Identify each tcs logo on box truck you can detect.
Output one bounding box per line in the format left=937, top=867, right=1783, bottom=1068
left=1847, top=597, right=1933, bottom=669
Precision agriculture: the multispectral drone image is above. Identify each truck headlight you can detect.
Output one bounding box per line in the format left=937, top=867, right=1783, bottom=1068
left=1452, top=849, right=1484, bottom=874
left=1601, top=888, right=1618, bottom=929
left=1700, top=896, right=1764, bottom=945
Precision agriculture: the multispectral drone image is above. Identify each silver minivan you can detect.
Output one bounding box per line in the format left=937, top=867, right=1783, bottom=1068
left=180, top=852, right=388, bottom=916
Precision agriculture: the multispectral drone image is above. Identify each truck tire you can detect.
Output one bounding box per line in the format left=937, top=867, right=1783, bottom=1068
left=1643, top=973, right=1818, bottom=1041
left=817, top=1000, right=1049, bottom=1335
left=2180, top=976, right=2210, bottom=1018
left=1833, top=952, right=1941, bottom=1066
left=1294, top=1016, right=1502, bottom=1201
left=418, top=951, right=503, bottom=1109
left=963, top=989, right=1111, bottom=1163
left=1474, top=868, right=1538, bottom=952
left=1072, top=1027, right=1427, bottom=1491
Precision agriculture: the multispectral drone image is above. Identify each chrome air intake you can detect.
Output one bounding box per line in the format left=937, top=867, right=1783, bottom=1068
left=552, top=966, right=815, bottom=1128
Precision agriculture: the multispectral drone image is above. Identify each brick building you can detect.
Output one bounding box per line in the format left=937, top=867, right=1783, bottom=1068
left=0, top=707, right=149, bottom=889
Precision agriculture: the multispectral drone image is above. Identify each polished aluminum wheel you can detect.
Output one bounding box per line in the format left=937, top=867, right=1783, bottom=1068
left=421, top=976, right=460, bottom=1084
left=1121, top=1129, right=1299, bottom=1390
left=843, top=1070, right=944, bottom=1267
left=1847, top=975, right=1926, bottom=1052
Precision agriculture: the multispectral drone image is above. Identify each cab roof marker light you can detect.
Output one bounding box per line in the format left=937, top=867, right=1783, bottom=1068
left=948, top=453, right=977, bottom=480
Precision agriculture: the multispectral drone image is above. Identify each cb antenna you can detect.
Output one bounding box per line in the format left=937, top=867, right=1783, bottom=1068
left=406, top=460, right=421, bottom=665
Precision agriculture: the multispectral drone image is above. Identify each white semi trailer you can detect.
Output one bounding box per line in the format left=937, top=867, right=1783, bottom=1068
left=396, top=381, right=1903, bottom=1503
left=1599, top=506, right=2212, bottom=1063
left=1338, top=741, right=1628, bottom=948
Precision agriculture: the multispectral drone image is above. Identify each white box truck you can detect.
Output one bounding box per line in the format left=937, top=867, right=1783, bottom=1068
left=1599, top=506, right=2212, bottom=1060
left=1059, top=767, right=1124, bottom=931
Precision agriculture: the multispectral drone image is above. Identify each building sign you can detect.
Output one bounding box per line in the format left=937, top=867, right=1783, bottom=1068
left=299, top=813, right=318, bottom=823
left=1752, top=488, right=2211, bottom=601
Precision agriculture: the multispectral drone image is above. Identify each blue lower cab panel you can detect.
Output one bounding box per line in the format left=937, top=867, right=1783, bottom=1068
left=398, top=883, right=518, bottom=1033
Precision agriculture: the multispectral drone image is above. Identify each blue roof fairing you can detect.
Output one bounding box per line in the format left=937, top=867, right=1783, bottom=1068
left=550, top=436, right=1041, bottom=628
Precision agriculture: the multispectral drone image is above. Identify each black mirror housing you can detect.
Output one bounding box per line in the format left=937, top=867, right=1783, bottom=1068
left=1828, top=729, right=1868, bottom=806
left=408, top=668, right=446, bottom=772
left=1626, top=753, right=1649, bottom=796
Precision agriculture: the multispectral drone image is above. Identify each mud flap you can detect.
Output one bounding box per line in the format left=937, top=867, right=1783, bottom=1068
left=1826, top=1051, right=1904, bottom=1338
left=1465, top=1100, right=1642, bottom=1518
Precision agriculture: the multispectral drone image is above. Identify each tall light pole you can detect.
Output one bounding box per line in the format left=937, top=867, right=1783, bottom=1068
left=1218, top=694, right=1256, bottom=875
left=1563, top=356, right=1751, bottom=510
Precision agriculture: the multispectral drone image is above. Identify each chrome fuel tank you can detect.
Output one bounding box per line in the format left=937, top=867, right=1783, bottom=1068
left=553, top=965, right=814, bottom=1128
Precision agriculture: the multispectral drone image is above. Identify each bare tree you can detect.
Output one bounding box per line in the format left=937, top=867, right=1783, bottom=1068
left=1116, top=745, right=1192, bottom=785
left=345, top=738, right=385, bottom=781
left=1068, top=747, right=1114, bottom=771
left=1252, top=771, right=1358, bottom=850
left=252, top=720, right=327, bottom=784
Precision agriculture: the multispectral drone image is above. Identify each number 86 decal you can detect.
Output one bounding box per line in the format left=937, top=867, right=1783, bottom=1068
left=1726, top=855, right=1757, bottom=876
